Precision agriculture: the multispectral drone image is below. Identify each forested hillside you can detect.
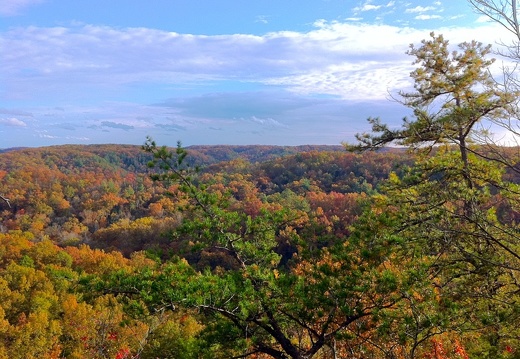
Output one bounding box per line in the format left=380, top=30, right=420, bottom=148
left=5, top=13, right=520, bottom=358
left=0, top=144, right=406, bottom=249
left=1, top=134, right=519, bottom=358
left=0, top=143, right=414, bottom=358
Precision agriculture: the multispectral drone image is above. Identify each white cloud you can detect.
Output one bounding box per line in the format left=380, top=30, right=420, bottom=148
left=449, top=15, right=465, bottom=20
left=263, top=61, right=412, bottom=101
left=0, top=20, right=511, bottom=107
left=353, top=0, right=381, bottom=12
left=66, top=136, right=90, bottom=141
left=255, top=15, right=269, bottom=24
left=2, top=0, right=515, bottom=147
left=476, top=15, right=492, bottom=23
left=0, top=117, right=26, bottom=126
left=361, top=5, right=381, bottom=11
left=406, top=6, right=435, bottom=13
left=415, top=14, right=442, bottom=20
left=0, top=0, right=43, bottom=16
left=37, top=130, right=58, bottom=139
left=248, top=116, right=287, bottom=128
left=0, top=108, right=32, bottom=116
left=354, top=0, right=395, bottom=12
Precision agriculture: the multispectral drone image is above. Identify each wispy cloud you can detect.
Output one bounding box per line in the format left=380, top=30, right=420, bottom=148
left=255, top=15, right=269, bottom=24
left=0, top=14, right=513, bottom=146
left=476, top=15, right=492, bottom=23
left=248, top=116, right=287, bottom=128
left=0, top=0, right=44, bottom=16
left=353, top=0, right=380, bottom=12
left=156, top=123, right=186, bottom=132
left=354, top=0, right=395, bottom=12
left=405, top=6, right=436, bottom=13
left=0, top=117, right=27, bottom=126
left=359, top=4, right=382, bottom=11
left=0, top=108, right=33, bottom=116
left=37, top=130, right=58, bottom=139
left=66, top=136, right=90, bottom=141
left=415, top=14, right=442, bottom=20
left=4, top=21, right=503, bottom=104
left=100, top=121, right=135, bottom=131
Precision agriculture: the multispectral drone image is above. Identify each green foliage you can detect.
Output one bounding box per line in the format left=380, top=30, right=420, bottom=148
left=134, top=138, right=415, bottom=358
left=347, top=32, right=517, bottom=153
left=349, top=31, right=520, bottom=357
left=139, top=313, right=203, bottom=359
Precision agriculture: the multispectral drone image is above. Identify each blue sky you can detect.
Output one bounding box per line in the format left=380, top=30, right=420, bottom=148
left=0, top=0, right=511, bottom=148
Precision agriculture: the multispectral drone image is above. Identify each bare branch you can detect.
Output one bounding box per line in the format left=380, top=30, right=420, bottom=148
left=0, top=195, right=10, bottom=208
left=469, top=0, right=520, bottom=39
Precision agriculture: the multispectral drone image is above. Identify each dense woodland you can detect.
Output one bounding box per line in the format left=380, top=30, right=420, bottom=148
left=0, top=143, right=412, bottom=358
left=6, top=2, right=520, bottom=357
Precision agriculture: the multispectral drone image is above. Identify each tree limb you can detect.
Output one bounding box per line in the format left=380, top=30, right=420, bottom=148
left=0, top=195, right=10, bottom=208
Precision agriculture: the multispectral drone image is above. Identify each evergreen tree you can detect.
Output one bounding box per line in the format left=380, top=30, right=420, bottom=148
left=348, top=33, right=520, bottom=357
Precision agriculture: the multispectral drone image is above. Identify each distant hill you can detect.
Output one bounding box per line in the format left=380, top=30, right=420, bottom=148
left=0, top=144, right=408, bottom=166
left=186, top=144, right=345, bottom=164
left=0, top=144, right=348, bottom=172
left=0, top=147, right=28, bottom=154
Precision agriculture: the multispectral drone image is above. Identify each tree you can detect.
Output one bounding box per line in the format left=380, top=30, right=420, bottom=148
left=348, top=31, right=517, bottom=218
left=93, top=138, right=416, bottom=359
left=348, top=32, right=515, bottom=153
left=348, top=32, right=520, bottom=356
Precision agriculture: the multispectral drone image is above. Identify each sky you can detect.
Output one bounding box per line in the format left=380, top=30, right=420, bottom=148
left=0, top=0, right=514, bottom=148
